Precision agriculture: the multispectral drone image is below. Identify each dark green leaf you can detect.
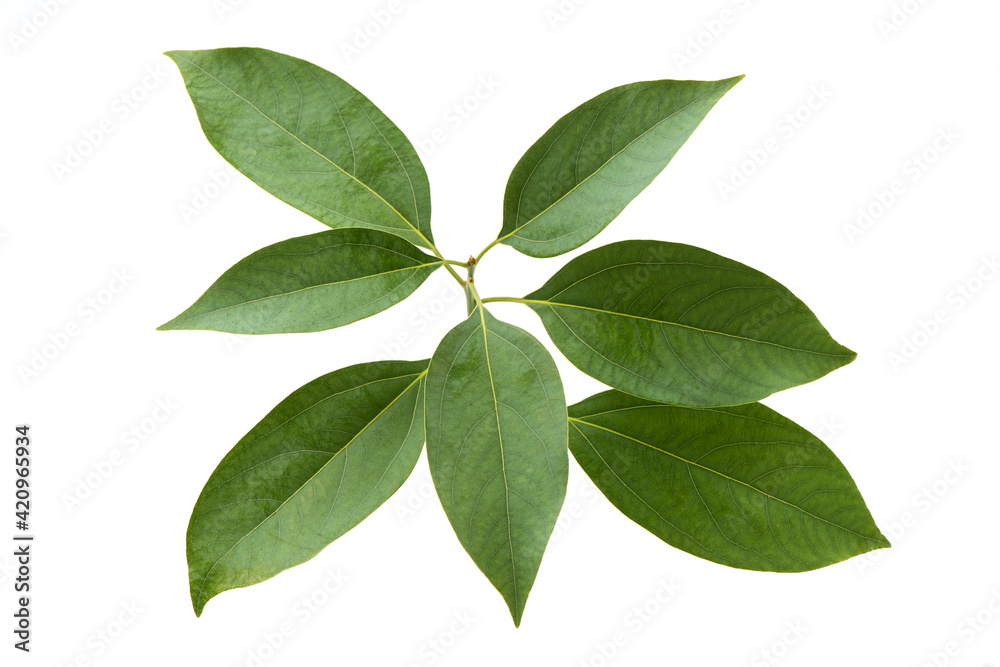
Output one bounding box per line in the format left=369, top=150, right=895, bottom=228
left=569, top=390, right=889, bottom=571
left=522, top=240, right=855, bottom=407
left=166, top=48, right=434, bottom=248
left=159, top=228, right=442, bottom=334
left=187, top=359, right=428, bottom=615
left=498, top=77, right=742, bottom=258
left=425, top=306, right=568, bottom=626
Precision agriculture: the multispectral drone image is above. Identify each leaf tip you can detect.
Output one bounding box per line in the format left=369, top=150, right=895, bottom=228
left=157, top=310, right=199, bottom=331
left=190, top=585, right=207, bottom=617
left=164, top=50, right=199, bottom=73
left=720, top=74, right=745, bottom=91
left=841, top=345, right=858, bottom=365
left=503, top=591, right=526, bottom=627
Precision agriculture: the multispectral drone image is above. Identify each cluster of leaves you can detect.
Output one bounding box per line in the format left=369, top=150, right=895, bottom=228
left=162, top=47, right=888, bottom=626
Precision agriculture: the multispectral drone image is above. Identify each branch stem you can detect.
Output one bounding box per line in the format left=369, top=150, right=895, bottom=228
left=480, top=296, right=527, bottom=305
left=464, top=259, right=482, bottom=316
left=475, top=238, right=501, bottom=264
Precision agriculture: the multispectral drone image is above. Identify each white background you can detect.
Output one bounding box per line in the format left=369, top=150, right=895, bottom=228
left=3, top=0, right=998, bottom=665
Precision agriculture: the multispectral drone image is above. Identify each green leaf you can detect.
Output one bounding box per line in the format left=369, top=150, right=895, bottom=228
left=425, top=306, right=568, bottom=626
left=498, top=77, right=742, bottom=258
left=166, top=48, right=434, bottom=249
left=520, top=240, right=855, bottom=407
left=158, top=228, right=442, bottom=334
left=569, top=390, right=889, bottom=571
left=187, top=359, right=428, bottom=616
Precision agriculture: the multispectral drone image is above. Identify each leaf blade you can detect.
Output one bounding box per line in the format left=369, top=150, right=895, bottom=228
left=524, top=240, right=855, bottom=406
left=166, top=48, right=433, bottom=248
left=187, top=359, right=428, bottom=616
left=499, top=77, right=741, bottom=257
left=159, top=228, right=442, bottom=334
left=569, top=390, right=889, bottom=571
left=425, top=307, right=568, bottom=626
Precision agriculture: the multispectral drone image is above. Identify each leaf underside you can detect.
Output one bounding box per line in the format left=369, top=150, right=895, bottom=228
left=425, top=306, right=568, bottom=626
left=526, top=240, right=856, bottom=407
left=500, top=76, right=742, bottom=258
left=167, top=47, right=434, bottom=248
left=569, top=390, right=889, bottom=571
left=159, top=228, right=442, bottom=334
left=187, top=359, right=428, bottom=616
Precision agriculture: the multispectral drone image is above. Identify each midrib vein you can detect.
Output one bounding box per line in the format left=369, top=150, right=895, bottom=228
left=194, top=371, right=426, bottom=606
left=176, top=54, right=428, bottom=245
left=569, top=417, right=884, bottom=544
left=503, top=81, right=732, bottom=241
left=480, top=308, right=518, bottom=609
left=526, top=300, right=850, bottom=357
left=170, top=262, right=439, bottom=324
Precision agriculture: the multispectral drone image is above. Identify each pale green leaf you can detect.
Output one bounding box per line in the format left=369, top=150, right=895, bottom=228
left=167, top=48, right=434, bottom=248
left=425, top=307, right=568, bottom=626
left=159, top=228, right=442, bottom=334
left=498, top=77, right=741, bottom=258
left=569, top=390, right=889, bottom=571
left=187, top=360, right=427, bottom=615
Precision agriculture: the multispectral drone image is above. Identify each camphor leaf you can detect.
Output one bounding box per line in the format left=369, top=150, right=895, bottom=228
left=166, top=48, right=434, bottom=249
left=158, top=228, right=443, bottom=334
left=569, top=390, right=889, bottom=571
left=425, top=306, right=568, bottom=626
left=163, top=47, right=886, bottom=626
left=187, top=360, right=428, bottom=616
left=497, top=77, right=742, bottom=258
left=519, top=240, right=855, bottom=407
